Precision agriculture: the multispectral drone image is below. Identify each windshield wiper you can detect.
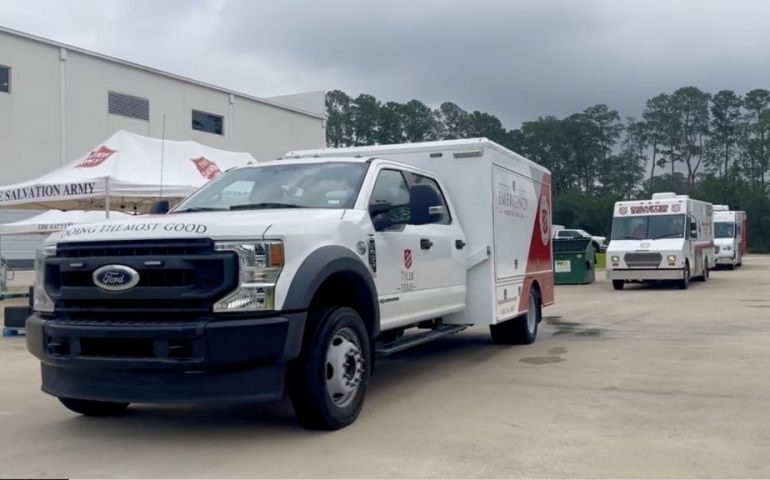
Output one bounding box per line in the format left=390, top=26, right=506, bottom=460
left=616, top=235, right=644, bottom=240
left=229, top=202, right=303, bottom=210
left=173, top=207, right=227, bottom=213
left=652, top=233, right=683, bottom=239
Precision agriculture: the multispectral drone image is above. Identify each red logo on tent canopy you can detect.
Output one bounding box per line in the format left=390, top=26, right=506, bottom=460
left=403, top=249, right=412, bottom=270
left=76, top=146, right=116, bottom=168
left=191, top=156, right=222, bottom=180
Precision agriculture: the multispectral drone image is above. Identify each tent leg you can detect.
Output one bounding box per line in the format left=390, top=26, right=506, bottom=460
left=105, top=178, right=111, bottom=219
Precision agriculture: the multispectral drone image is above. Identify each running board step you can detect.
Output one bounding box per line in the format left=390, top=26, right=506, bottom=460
left=375, top=324, right=467, bottom=357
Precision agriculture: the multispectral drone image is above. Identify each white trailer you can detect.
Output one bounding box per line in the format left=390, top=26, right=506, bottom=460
left=713, top=205, right=747, bottom=269
left=606, top=192, right=714, bottom=290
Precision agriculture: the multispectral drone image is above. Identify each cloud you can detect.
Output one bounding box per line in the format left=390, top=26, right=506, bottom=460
left=3, top=0, right=770, bottom=128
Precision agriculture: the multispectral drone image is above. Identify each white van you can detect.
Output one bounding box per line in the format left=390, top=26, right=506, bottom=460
left=606, top=193, right=714, bottom=290
left=713, top=205, right=747, bottom=269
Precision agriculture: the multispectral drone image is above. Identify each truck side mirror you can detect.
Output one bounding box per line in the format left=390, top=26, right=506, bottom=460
left=369, top=202, right=395, bottom=231
left=690, top=227, right=698, bottom=239
left=150, top=200, right=170, bottom=214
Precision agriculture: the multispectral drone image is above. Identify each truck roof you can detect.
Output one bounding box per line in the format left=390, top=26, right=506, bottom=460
left=284, top=138, right=551, bottom=176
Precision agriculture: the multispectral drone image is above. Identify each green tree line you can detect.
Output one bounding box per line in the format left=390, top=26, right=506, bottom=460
left=326, top=88, right=770, bottom=251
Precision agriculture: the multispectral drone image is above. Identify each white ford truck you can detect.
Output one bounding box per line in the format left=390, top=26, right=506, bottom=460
left=27, top=138, right=553, bottom=430
left=606, top=192, right=714, bottom=290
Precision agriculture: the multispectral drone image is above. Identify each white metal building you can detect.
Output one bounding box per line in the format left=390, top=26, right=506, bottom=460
left=0, top=26, right=327, bottom=267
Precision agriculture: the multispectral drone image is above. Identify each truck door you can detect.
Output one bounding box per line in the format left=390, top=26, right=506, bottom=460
left=367, top=167, right=465, bottom=330
left=402, top=171, right=466, bottom=317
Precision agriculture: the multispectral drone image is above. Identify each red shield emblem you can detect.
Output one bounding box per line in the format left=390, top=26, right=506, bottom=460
left=619, top=206, right=628, bottom=215
left=539, top=194, right=550, bottom=245
left=672, top=204, right=681, bottom=213
left=191, top=156, right=222, bottom=180
left=77, top=146, right=116, bottom=168
left=403, top=249, right=412, bottom=270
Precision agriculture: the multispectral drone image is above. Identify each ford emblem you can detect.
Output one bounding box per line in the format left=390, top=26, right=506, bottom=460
left=92, top=265, right=140, bottom=292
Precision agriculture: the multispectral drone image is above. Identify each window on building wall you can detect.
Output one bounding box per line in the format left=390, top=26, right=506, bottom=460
left=108, top=91, right=149, bottom=120
left=192, top=110, right=224, bottom=135
left=0, top=66, right=10, bottom=93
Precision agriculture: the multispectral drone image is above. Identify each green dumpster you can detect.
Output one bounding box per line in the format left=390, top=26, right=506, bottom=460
left=553, top=238, right=596, bottom=285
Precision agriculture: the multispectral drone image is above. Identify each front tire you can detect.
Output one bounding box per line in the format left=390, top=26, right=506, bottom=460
left=58, top=398, right=129, bottom=416
left=612, top=280, right=624, bottom=290
left=490, top=288, right=540, bottom=345
left=679, top=263, right=690, bottom=290
left=288, top=306, right=370, bottom=430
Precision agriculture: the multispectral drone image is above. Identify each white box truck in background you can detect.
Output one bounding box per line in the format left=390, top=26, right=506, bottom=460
left=606, top=193, right=714, bottom=290
left=713, top=205, right=747, bottom=269
left=28, top=138, right=553, bottom=430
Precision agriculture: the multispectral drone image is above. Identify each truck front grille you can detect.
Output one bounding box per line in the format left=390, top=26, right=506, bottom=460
left=624, top=252, right=662, bottom=268
left=45, top=239, right=238, bottom=319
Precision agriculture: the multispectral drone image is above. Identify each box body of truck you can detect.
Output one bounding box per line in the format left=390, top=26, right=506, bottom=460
left=287, top=138, right=555, bottom=324
left=713, top=205, right=747, bottom=268
left=606, top=192, right=714, bottom=289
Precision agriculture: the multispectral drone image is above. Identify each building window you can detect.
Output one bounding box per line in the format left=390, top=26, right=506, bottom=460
left=192, top=110, right=224, bottom=135
left=0, top=65, right=10, bottom=93
left=108, top=91, right=149, bottom=120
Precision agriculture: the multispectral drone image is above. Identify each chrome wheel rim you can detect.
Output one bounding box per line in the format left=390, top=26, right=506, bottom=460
left=526, top=290, right=538, bottom=333
left=325, top=327, right=364, bottom=408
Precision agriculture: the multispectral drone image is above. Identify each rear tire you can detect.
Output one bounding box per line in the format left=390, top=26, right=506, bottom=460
left=58, top=398, right=129, bottom=416
left=679, top=263, right=690, bottom=290
left=490, top=288, right=539, bottom=345
left=288, top=306, right=370, bottom=430
left=612, top=280, right=624, bottom=290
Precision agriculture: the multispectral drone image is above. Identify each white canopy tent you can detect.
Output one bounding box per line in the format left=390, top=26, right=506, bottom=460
left=0, top=130, right=255, bottom=212
left=0, top=210, right=135, bottom=235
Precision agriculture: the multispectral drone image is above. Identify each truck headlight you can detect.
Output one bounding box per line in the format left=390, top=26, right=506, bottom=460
left=213, top=241, right=284, bottom=312
left=33, top=245, right=56, bottom=313
left=611, top=255, right=620, bottom=266
left=667, top=255, right=677, bottom=265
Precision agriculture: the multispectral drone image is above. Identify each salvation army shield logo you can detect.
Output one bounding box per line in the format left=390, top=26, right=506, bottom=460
left=403, top=249, right=412, bottom=270
left=77, top=146, right=116, bottom=168
left=672, top=204, right=681, bottom=213
left=619, top=206, right=628, bottom=215
left=191, top=156, right=222, bottom=180
left=539, top=194, right=550, bottom=245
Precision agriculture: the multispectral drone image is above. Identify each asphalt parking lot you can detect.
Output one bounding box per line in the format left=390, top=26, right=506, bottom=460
left=1, top=257, right=769, bottom=478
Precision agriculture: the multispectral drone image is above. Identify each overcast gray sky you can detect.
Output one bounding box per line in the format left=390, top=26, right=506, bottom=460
left=4, top=0, right=770, bottom=128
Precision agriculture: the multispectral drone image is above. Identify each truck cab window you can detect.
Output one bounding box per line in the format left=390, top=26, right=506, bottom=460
left=405, top=173, right=451, bottom=225
left=173, top=162, right=367, bottom=212
left=715, top=222, right=735, bottom=238
left=370, top=169, right=411, bottom=224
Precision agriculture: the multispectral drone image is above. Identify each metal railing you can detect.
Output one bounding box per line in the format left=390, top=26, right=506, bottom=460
left=0, top=256, right=15, bottom=293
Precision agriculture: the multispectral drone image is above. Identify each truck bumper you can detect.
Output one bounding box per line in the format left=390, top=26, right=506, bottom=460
left=26, top=312, right=306, bottom=404
left=606, top=268, right=683, bottom=281
left=715, top=254, right=736, bottom=265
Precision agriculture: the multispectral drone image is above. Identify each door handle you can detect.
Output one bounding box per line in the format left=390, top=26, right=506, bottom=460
left=420, top=238, right=433, bottom=250
left=455, top=239, right=466, bottom=249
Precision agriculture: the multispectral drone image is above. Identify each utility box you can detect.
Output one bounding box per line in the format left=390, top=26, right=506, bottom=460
left=553, top=238, right=596, bottom=285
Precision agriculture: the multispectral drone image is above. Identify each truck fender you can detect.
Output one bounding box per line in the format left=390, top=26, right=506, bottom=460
left=283, top=245, right=380, bottom=338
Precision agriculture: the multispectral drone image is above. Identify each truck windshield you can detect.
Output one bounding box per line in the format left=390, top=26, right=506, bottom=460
left=611, top=214, right=686, bottom=240
left=714, top=222, right=735, bottom=238
left=173, top=162, right=368, bottom=212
